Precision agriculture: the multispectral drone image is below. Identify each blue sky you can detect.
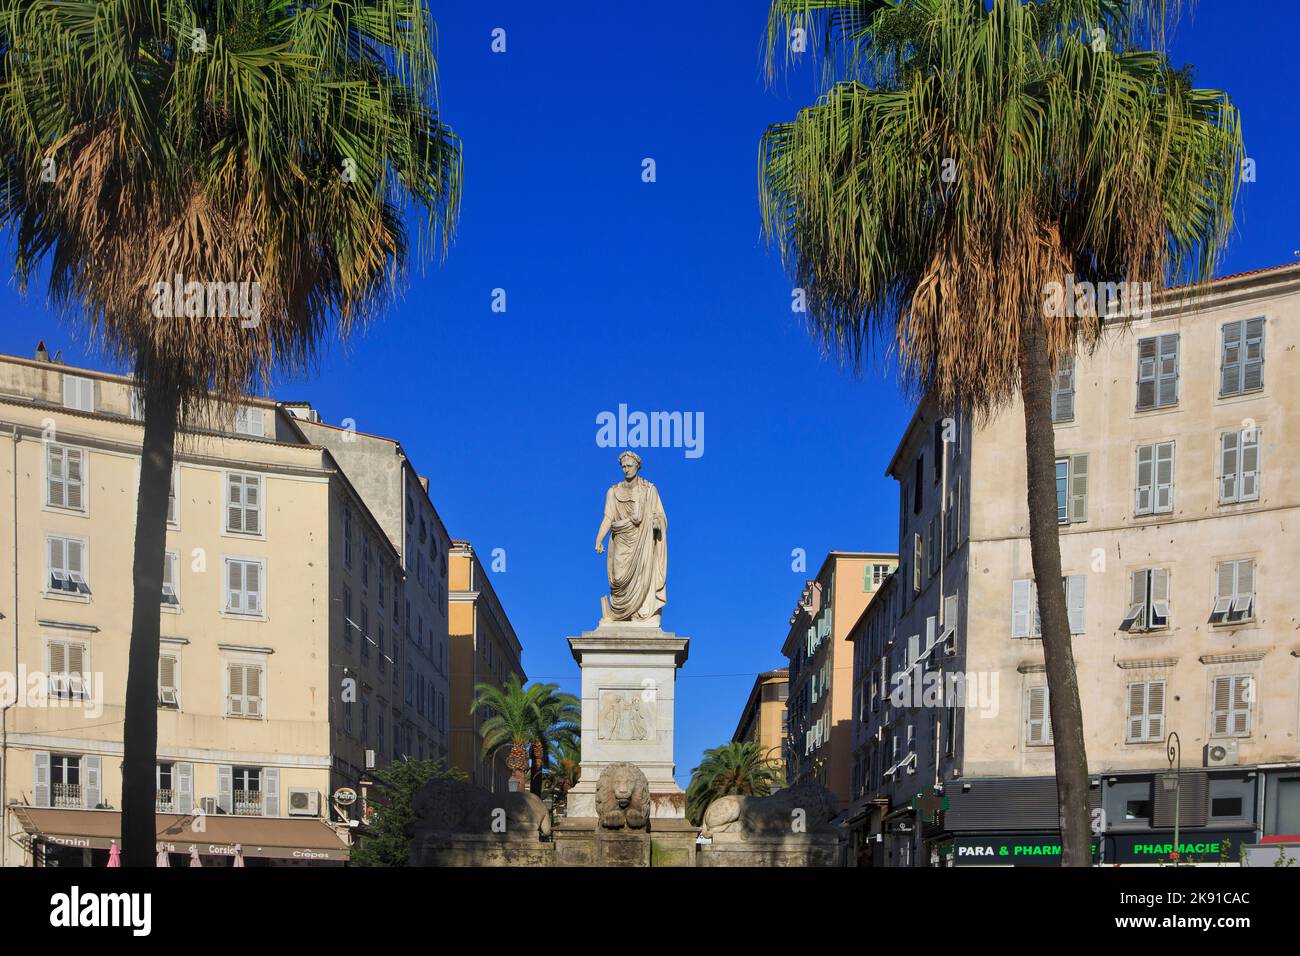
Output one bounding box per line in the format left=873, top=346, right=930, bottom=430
left=3, top=2, right=1297, bottom=788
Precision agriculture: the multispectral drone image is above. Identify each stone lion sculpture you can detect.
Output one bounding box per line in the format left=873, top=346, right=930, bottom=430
left=596, top=762, right=650, bottom=830
left=701, top=782, right=840, bottom=840
left=406, top=776, right=550, bottom=856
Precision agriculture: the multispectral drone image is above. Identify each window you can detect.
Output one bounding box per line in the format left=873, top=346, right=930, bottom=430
left=225, top=473, right=262, bottom=534
left=129, top=388, right=145, bottom=421
left=377, top=624, right=385, bottom=672
left=1209, top=559, right=1255, bottom=625
left=161, top=552, right=179, bottom=606
left=912, top=534, right=922, bottom=594
left=946, top=477, right=961, bottom=552
left=1219, top=428, right=1260, bottom=504
left=344, top=507, right=353, bottom=567
left=927, top=517, right=938, bottom=576
left=226, top=662, right=264, bottom=717
left=1025, top=686, right=1052, bottom=746
left=932, top=420, right=944, bottom=484
left=344, top=699, right=353, bottom=734
left=1134, top=441, right=1175, bottom=516
left=225, top=558, right=264, bottom=615
left=361, top=699, right=370, bottom=744
left=1011, top=576, right=1086, bottom=637
left=362, top=536, right=371, bottom=589
left=47, top=535, right=90, bottom=595
left=167, top=467, right=179, bottom=525
left=343, top=587, right=353, bottom=645
left=1211, top=675, right=1252, bottom=737
left=48, top=753, right=88, bottom=808
left=913, top=457, right=923, bottom=514
left=1120, top=568, right=1170, bottom=632
left=1126, top=681, right=1166, bottom=742
left=1051, top=354, right=1075, bottom=422
left=46, top=444, right=85, bottom=511
left=156, top=763, right=174, bottom=811
left=1220, top=318, right=1264, bottom=396
left=62, top=374, right=94, bottom=412
left=234, top=407, right=264, bottom=437
left=360, top=606, right=370, bottom=661
left=230, top=766, right=263, bottom=815
left=159, top=653, right=179, bottom=708
left=1136, top=333, right=1179, bottom=410
left=1056, top=454, right=1088, bottom=524
left=47, top=640, right=88, bottom=699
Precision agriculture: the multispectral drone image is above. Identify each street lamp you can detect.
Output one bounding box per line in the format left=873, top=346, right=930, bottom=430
left=1162, top=732, right=1181, bottom=865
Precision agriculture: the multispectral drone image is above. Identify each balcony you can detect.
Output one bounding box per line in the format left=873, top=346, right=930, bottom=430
left=233, top=790, right=262, bottom=816
left=52, top=782, right=81, bottom=809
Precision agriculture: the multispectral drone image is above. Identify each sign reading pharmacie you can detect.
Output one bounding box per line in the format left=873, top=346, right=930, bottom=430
left=1104, top=831, right=1251, bottom=865
left=950, top=834, right=1100, bottom=865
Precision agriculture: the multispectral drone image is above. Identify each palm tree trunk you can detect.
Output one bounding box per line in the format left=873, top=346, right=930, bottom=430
left=120, top=373, right=179, bottom=867
left=530, top=739, right=545, bottom=796
left=1018, top=317, right=1092, bottom=867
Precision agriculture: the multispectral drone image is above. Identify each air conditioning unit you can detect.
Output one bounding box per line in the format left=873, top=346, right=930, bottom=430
left=288, top=788, right=320, bottom=817
left=365, top=749, right=376, bottom=770
left=1204, top=739, right=1239, bottom=767
left=200, top=797, right=217, bottom=815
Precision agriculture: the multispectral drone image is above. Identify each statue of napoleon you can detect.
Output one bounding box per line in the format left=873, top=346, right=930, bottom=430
left=594, top=451, right=667, bottom=625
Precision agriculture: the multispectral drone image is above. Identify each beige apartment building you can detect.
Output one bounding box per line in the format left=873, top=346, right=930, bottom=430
left=448, top=541, right=526, bottom=790
left=782, top=551, right=897, bottom=810
left=731, top=668, right=789, bottom=776
left=0, top=350, right=454, bottom=865
left=853, top=263, right=1300, bottom=866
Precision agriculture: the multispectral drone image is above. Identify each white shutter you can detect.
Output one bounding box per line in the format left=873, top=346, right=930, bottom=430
left=1239, top=430, right=1260, bottom=502
left=1011, top=579, right=1031, bottom=638
left=1135, top=445, right=1153, bottom=514
left=263, top=767, right=280, bottom=816
left=82, top=754, right=101, bottom=808
left=34, top=752, right=50, bottom=807
left=1231, top=677, right=1252, bottom=735
left=176, top=762, right=194, bottom=815
left=227, top=663, right=244, bottom=716
left=1052, top=355, right=1075, bottom=422
left=1147, top=681, right=1166, bottom=740
left=1027, top=686, right=1051, bottom=745
left=47, top=444, right=65, bottom=507
left=217, top=765, right=233, bottom=813
left=1069, top=454, right=1089, bottom=523
left=1154, top=442, right=1174, bottom=513
left=226, top=474, right=244, bottom=532
left=65, top=449, right=83, bottom=510
left=1149, top=568, right=1170, bottom=628
left=1127, top=683, right=1146, bottom=741
left=1220, top=431, right=1239, bottom=502
left=1136, top=337, right=1158, bottom=409
left=1156, top=334, right=1179, bottom=407
left=1243, top=317, right=1265, bottom=391
left=1066, top=575, right=1087, bottom=634
left=227, top=559, right=244, bottom=612
left=245, top=561, right=262, bottom=614
left=1220, top=320, right=1243, bottom=395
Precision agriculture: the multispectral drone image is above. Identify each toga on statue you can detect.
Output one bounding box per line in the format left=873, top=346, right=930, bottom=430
left=594, top=451, right=667, bottom=625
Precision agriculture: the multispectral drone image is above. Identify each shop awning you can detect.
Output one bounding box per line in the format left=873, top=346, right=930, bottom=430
left=12, top=807, right=351, bottom=862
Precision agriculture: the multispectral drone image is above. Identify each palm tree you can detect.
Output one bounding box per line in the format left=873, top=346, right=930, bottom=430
left=759, top=0, right=1241, bottom=866
left=540, top=732, right=582, bottom=813
left=0, top=0, right=461, bottom=865
left=526, top=684, right=580, bottom=797
left=473, top=675, right=542, bottom=793
left=686, top=742, right=781, bottom=826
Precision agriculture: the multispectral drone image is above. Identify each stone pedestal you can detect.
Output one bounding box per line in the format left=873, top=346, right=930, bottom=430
left=552, top=817, right=699, bottom=867
left=566, top=623, right=689, bottom=820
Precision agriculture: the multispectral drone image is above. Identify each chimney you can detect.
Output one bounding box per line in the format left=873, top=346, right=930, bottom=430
left=35, top=340, right=49, bottom=364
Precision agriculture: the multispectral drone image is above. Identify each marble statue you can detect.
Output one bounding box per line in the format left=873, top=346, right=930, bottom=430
left=700, top=783, right=841, bottom=840
left=595, top=762, right=651, bottom=830
left=594, top=451, right=667, bottom=625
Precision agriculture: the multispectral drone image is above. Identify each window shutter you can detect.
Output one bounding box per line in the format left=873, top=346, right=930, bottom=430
left=217, top=765, right=233, bottom=813
left=1136, top=337, right=1157, bottom=409
left=1242, top=317, right=1265, bottom=392
left=228, top=663, right=244, bottom=716
left=1067, top=575, right=1087, bottom=634
left=47, top=639, right=66, bottom=676
left=263, top=767, right=280, bottom=816
left=1211, top=677, right=1231, bottom=735
left=34, top=752, right=50, bottom=807
left=1220, top=431, right=1239, bottom=502
left=227, top=560, right=243, bottom=612
left=1240, top=430, right=1260, bottom=501
left=1147, top=681, right=1166, bottom=740
left=1135, top=445, right=1153, bottom=514
left=244, top=477, right=261, bottom=534
left=159, top=654, right=178, bottom=703
left=176, top=762, right=194, bottom=815
left=1069, top=454, right=1088, bottom=523
left=1027, top=687, right=1050, bottom=745
left=167, top=470, right=178, bottom=524
left=83, top=755, right=101, bottom=808
left=1157, top=334, right=1179, bottom=406
left=67, top=643, right=86, bottom=691
left=1232, top=677, right=1252, bottom=735
left=1121, top=570, right=1146, bottom=631
left=1220, top=320, right=1243, bottom=395
left=1127, top=683, right=1146, bottom=741
left=227, top=474, right=243, bottom=532
left=1154, top=442, right=1174, bottom=513
left=246, top=666, right=263, bottom=717
left=1233, top=560, right=1255, bottom=620
left=1150, top=568, right=1170, bottom=627
left=47, top=445, right=64, bottom=507
left=1011, top=579, right=1030, bottom=638
left=1052, top=356, right=1075, bottom=422
left=245, top=562, right=262, bottom=614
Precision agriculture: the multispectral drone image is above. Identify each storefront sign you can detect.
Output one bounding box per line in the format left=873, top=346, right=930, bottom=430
left=1105, top=831, right=1250, bottom=865
left=952, top=834, right=1099, bottom=865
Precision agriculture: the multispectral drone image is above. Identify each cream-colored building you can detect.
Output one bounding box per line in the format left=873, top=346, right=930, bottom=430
left=0, top=350, right=441, bottom=865
left=782, top=552, right=897, bottom=810
left=854, top=264, right=1300, bottom=866
left=732, top=668, right=789, bottom=776
left=448, top=541, right=526, bottom=790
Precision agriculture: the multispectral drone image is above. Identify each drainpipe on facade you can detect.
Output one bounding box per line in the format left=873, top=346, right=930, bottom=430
left=2, top=425, right=19, bottom=868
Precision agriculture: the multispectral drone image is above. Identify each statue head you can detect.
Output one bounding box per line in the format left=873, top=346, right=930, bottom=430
left=618, top=451, right=642, bottom=480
